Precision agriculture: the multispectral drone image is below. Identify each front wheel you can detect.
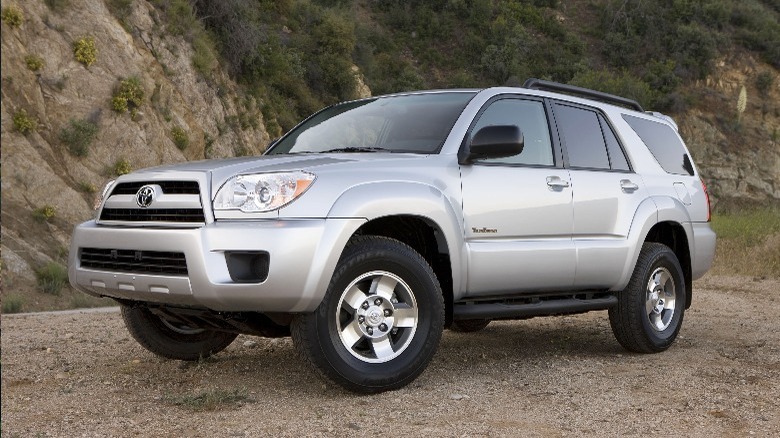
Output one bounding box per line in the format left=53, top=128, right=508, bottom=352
left=609, top=242, right=686, bottom=353
left=292, top=236, right=444, bottom=393
left=121, top=305, right=237, bottom=361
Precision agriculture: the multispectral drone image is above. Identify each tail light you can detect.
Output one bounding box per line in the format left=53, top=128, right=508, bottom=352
left=700, top=178, right=711, bottom=222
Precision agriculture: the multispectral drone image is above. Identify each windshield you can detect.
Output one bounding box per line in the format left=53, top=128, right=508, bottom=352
left=266, top=92, right=477, bottom=155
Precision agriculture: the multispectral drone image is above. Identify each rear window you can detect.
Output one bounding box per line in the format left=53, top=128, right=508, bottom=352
left=622, top=115, right=693, bottom=175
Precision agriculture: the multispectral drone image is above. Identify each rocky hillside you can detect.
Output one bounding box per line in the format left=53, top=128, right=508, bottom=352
left=0, top=0, right=777, bottom=312
left=680, top=52, right=780, bottom=210
left=1, top=0, right=273, bottom=310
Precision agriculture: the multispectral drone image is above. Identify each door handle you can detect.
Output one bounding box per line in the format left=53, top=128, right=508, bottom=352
left=546, top=176, right=570, bottom=189
left=620, top=179, right=639, bottom=192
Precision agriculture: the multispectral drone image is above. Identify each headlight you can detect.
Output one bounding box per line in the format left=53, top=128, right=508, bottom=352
left=213, top=171, right=316, bottom=212
left=94, top=179, right=116, bottom=212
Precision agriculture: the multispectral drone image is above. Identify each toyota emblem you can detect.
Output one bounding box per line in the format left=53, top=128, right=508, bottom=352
left=136, top=185, right=156, bottom=208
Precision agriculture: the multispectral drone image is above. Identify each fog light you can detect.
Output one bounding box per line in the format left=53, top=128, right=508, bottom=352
left=225, top=251, right=270, bottom=283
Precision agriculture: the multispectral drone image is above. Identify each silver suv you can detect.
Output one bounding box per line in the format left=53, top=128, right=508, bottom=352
left=69, top=79, right=716, bottom=393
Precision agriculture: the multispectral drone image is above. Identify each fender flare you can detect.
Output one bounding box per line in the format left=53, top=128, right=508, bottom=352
left=615, top=195, right=694, bottom=290
left=321, top=181, right=466, bottom=299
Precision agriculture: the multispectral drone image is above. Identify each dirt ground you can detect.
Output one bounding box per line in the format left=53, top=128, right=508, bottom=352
left=2, top=275, right=778, bottom=437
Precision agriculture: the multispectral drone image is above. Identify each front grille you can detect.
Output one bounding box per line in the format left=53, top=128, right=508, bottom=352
left=80, top=248, right=188, bottom=275
left=100, top=208, right=205, bottom=222
left=99, top=180, right=206, bottom=224
left=110, top=181, right=200, bottom=195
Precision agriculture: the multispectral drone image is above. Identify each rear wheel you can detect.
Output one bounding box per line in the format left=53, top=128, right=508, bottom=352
left=292, top=236, right=444, bottom=393
left=121, top=305, right=237, bottom=361
left=450, top=319, right=491, bottom=333
left=609, top=242, right=686, bottom=353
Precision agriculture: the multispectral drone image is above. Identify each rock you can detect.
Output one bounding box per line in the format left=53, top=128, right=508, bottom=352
left=243, top=340, right=258, bottom=348
left=1, top=0, right=271, bottom=304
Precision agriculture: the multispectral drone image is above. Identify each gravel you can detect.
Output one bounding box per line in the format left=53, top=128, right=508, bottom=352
left=2, top=275, right=779, bottom=437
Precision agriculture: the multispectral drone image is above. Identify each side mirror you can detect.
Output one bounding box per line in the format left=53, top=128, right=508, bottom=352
left=459, top=125, right=524, bottom=164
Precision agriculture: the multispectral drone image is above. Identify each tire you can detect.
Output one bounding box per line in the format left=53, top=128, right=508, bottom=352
left=121, top=305, right=237, bottom=361
left=291, top=236, right=445, bottom=393
left=450, top=319, right=491, bottom=333
left=609, top=242, right=686, bottom=353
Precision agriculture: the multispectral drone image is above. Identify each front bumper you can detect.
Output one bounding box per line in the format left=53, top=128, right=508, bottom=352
left=68, top=218, right=365, bottom=312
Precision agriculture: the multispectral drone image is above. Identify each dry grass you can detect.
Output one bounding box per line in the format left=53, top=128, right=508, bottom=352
left=710, top=207, right=780, bottom=278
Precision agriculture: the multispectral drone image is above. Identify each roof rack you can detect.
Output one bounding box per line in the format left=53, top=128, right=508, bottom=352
left=522, top=78, right=644, bottom=112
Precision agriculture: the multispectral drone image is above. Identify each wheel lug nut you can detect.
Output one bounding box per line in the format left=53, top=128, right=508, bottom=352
left=374, top=298, right=382, bottom=305
left=367, top=327, right=374, bottom=335
left=361, top=301, right=369, bottom=309
left=384, top=309, right=392, bottom=317
left=379, top=323, right=388, bottom=332
left=358, top=316, right=365, bottom=323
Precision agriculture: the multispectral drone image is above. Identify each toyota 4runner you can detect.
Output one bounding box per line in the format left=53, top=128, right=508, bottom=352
left=69, top=79, right=716, bottom=393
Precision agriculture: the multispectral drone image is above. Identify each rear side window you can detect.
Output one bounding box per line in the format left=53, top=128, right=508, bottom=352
left=554, top=104, right=610, bottom=169
left=622, top=114, right=693, bottom=175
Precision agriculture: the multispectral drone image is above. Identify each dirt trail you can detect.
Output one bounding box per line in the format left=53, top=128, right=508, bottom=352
left=2, top=275, right=779, bottom=437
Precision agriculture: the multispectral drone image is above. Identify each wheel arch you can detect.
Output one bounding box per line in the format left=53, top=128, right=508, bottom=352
left=326, top=182, right=465, bottom=326
left=620, top=196, right=695, bottom=309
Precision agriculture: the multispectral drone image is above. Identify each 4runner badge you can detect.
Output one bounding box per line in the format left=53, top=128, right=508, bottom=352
left=136, top=185, right=155, bottom=208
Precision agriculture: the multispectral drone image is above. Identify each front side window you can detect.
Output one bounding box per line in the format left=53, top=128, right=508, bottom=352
left=471, top=99, right=554, bottom=166
left=267, top=92, right=476, bottom=155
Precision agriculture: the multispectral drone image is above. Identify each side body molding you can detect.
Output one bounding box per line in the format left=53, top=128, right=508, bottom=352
left=326, top=181, right=466, bottom=301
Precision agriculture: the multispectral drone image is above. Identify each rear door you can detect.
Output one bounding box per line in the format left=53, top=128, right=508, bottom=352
left=460, top=97, right=575, bottom=296
left=551, top=102, right=647, bottom=288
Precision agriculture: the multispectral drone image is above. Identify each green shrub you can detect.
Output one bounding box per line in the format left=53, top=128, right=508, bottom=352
left=2, top=294, right=25, bottom=314
left=35, top=262, right=68, bottom=296
left=570, top=69, right=657, bottom=110
left=32, top=205, right=56, bottom=222
left=78, top=181, right=97, bottom=193
left=13, top=109, right=37, bottom=134
left=106, top=0, right=133, bottom=22
left=1, top=5, right=23, bottom=27
left=756, top=71, right=775, bottom=95
left=192, top=33, right=217, bottom=78
left=114, top=158, right=131, bottom=175
left=25, top=54, right=44, bottom=72
left=44, top=0, right=71, bottom=13
left=171, top=126, right=189, bottom=150
left=112, top=77, right=144, bottom=116
left=60, top=118, right=99, bottom=157
left=73, top=36, right=97, bottom=66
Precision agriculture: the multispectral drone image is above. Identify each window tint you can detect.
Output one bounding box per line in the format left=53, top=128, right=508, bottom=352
left=622, top=114, right=692, bottom=175
left=471, top=99, right=554, bottom=166
left=554, top=104, right=610, bottom=169
left=599, top=115, right=630, bottom=171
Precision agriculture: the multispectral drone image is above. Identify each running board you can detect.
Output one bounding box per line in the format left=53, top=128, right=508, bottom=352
left=453, top=295, right=618, bottom=320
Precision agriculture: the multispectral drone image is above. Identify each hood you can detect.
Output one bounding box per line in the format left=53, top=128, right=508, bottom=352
left=128, top=153, right=430, bottom=192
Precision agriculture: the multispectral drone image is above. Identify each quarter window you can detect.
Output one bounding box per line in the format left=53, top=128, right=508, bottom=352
left=623, top=114, right=693, bottom=175
left=471, top=99, right=554, bottom=166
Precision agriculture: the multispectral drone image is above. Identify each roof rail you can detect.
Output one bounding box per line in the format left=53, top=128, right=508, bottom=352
left=522, top=78, right=644, bottom=112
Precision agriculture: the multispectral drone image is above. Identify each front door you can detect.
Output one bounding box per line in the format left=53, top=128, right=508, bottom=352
left=460, top=97, right=575, bottom=296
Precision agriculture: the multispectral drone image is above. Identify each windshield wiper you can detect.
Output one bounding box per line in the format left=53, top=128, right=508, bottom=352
left=322, top=147, right=388, bottom=153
